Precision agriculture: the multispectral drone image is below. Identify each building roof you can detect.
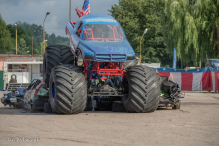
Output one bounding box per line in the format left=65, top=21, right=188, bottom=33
left=0, top=54, right=40, bottom=57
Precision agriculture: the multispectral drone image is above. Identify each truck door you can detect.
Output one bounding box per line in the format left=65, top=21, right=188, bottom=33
left=72, top=22, right=83, bottom=49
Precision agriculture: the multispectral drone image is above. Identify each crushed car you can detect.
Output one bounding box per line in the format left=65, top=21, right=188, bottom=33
left=1, top=88, right=26, bottom=108
left=158, top=75, right=185, bottom=109
left=1, top=91, right=13, bottom=107
left=24, top=79, right=49, bottom=112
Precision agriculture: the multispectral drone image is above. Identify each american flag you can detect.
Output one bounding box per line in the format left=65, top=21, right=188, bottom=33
left=75, top=0, right=90, bottom=18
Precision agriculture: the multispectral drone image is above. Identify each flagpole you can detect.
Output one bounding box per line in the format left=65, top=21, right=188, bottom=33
left=69, top=0, right=71, bottom=22
left=75, top=0, right=90, bottom=18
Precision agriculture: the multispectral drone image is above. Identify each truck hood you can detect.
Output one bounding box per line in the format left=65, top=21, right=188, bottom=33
left=79, top=40, right=135, bottom=55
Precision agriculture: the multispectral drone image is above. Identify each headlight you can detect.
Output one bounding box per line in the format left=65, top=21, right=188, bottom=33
left=4, top=95, right=8, bottom=98
left=127, top=55, right=135, bottom=60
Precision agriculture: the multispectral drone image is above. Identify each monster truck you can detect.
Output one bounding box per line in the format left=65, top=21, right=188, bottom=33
left=43, top=14, right=160, bottom=114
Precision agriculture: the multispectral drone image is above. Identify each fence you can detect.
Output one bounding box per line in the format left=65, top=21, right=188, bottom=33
left=157, top=67, right=219, bottom=92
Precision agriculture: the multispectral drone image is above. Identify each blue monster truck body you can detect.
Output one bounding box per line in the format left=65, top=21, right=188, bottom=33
left=66, top=14, right=135, bottom=62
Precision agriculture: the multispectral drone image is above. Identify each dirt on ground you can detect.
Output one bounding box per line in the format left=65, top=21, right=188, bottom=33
left=0, top=92, right=219, bottom=146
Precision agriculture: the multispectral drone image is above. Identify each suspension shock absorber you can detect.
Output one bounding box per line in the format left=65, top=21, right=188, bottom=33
left=75, top=50, right=79, bottom=66
left=88, top=61, right=94, bottom=83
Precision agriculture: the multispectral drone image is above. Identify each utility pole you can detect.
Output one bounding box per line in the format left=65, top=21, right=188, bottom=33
left=140, top=28, right=148, bottom=65
left=43, top=27, right=45, bottom=52
left=32, top=36, right=33, bottom=56
left=69, top=0, right=71, bottom=22
left=14, top=24, right=17, bottom=55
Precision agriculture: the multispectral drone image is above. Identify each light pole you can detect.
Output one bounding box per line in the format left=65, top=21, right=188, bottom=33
left=41, top=40, right=48, bottom=57
left=43, top=12, right=50, bottom=53
left=32, top=36, right=33, bottom=56
left=140, top=28, right=148, bottom=65
left=14, top=24, right=17, bottom=55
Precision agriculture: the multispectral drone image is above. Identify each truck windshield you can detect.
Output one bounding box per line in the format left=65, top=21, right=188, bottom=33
left=83, top=24, right=124, bottom=41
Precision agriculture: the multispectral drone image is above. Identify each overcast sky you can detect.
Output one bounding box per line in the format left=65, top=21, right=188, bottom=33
left=0, top=0, right=119, bottom=37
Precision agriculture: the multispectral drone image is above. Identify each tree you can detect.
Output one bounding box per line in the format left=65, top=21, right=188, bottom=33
left=47, top=33, right=69, bottom=46
left=0, top=14, right=13, bottom=53
left=163, top=0, right=198, bottom=68
left=7, top=21, right=69, bottom=56
left=3, top=17, right=69, bottom=56
left=194, top=0, right=219, bottom=63
left=17, top=38, right=29, bottom=55
left=6, top=22, right=43, bottom=55
left=163, top=0, right=219, bottom=68
left=110, top=0, right=172, bottom=66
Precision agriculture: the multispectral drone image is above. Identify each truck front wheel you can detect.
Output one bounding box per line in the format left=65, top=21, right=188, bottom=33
left=49, top=65, right=87, bottom=114
left=123, top=65, right=160, bottom=113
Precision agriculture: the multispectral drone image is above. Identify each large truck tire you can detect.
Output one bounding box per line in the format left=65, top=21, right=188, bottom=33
left=123, top=58, right=139, bottom=70
left=49, top=65, right=87, bottom=114
left=43, top=45, right=74, bottom=85
left=61, top=46, right=75, bottom=64
left=123, top=65, right=160, bottom=113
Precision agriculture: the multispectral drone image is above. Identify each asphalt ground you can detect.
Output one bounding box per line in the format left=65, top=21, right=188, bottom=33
left=0, top=92, right=219, bottom=146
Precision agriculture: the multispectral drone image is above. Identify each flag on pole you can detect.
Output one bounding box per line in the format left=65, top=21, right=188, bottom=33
left=172, top=48, right=176, bottom=68
left=75, top=0, right=90, bottom=18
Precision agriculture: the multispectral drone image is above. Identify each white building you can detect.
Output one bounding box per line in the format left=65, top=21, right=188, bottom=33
left=0, top=54, right=43, bottom=90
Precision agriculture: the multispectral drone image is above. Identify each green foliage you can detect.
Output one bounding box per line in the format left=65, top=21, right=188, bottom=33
left=194, top=0, right=219, bottom=60
left=163, top=0, right=219, bottom=67
left=110, top=0, right=172, bottom=66
left=47, top=33, right=68, bottom=46
left=18, top=38, right=29, bottom=55
left=0, top=15, right=13, bottom=54
left=6, top=21, right=69, bottom=56
left=163, top=0, right=198, bottom=67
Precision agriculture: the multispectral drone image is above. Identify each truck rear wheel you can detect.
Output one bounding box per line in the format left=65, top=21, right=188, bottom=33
left=43, top=45, right=74, bottom=85
left=123, top=65, right=160, bottom=113
left=49, top=65, right=87, bottom=114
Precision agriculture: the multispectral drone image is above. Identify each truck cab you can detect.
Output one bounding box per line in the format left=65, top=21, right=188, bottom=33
left=66, top=14, right=135, bottom=62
